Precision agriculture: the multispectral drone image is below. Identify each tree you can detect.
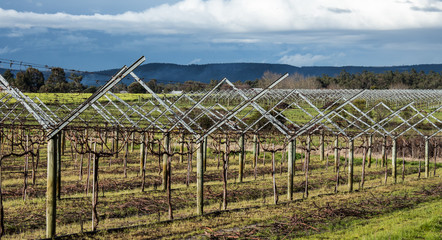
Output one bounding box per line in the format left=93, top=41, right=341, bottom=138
left=257, top=71, right=282, bottom=88
left=147, top=79, right=161, bottom=93
left=46, top=67, right=66, bottom=85
left=13, top=67, right=45, bottom=92
left=68, top=73, right=85, bottom=92
left=181, top=80, right=206, bottom=92
left=112, top=83, right=127, bottom=93
left=42, top=67, right=69, bottom=93
left=84, top=86, right=98, bottom=93
left=207, top=79, right=220, bottom=90
left=127, top=82, right=146, bottom=93
left=2, top=69, right=14, bottom=83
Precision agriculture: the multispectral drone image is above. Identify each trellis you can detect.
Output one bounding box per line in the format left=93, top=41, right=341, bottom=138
left=0, top=57, right=441, bottom=238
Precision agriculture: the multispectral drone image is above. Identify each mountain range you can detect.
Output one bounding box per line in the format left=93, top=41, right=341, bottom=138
left=3, top=63, right=442, bottom=86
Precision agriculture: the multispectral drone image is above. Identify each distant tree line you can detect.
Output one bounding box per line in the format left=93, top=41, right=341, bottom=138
left=72, top=68, right=442, bottom=93
left=250, top=69, right=442, bottom=90
left=315, top=69, right=442, bottom=89
left=2, top=67, right=93, bottom=93
left=3, top=67, right=442, bottom=93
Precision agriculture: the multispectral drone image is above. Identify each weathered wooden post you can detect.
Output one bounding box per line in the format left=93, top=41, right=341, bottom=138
left=392, top=138, right=397, bottom=183
left=203, top=136, right=208, bottom=172
left=319, top=130, right=324, bottom=161
left=271, top=144, right=278, bottom=204
left=287, top=139, right=295, bottom=201
left=162, top=132, right=170, bottom=191
left=367, top=134, right=373, bottom=168
left=114, top=127, right=119, bottom=158
left=61, top=130, right=66, bottom=156
left=124, top=140, right=128, bottom=178
left=197, top=140, right=204, bottom=215
left=348, top=139, right=354, bottom=192
left=92, top=142, right=99, bottom=231
left=334, top=135, right=339, bottom=172
left=222, top=136, right=229, bottom=210
left=56, top=131, right=62, bottom=200
left=253, top=134, right=259, bottom=168
left=238, top=134, right=245, bottom=183
left=361, top=136, right=367, bottom=189
left=139, top=132, right=146, bottom=176
left=179, top=133, right=185, bottom=163
left=46, top=134, right=58, bottom=238
left=425, top=137, right=429, bottom=178
left=130, top=132, right=135, bottom=152
left=381, top=136, right=387, bottom=167
left=305, top=135, right=310, bottom=198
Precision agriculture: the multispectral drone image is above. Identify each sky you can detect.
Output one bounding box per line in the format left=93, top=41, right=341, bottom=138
left=1, top=0, right=442, bottom=71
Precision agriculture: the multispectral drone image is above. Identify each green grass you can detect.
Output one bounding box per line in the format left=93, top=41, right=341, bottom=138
left=304, top=199, right=442, bottom=240
left=45, top=176, right=439, bottom=240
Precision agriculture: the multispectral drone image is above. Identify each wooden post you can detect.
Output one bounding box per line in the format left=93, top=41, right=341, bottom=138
left=11, top=129, right=14, bottom=153
left=348, top=139, right=354, bottom=192
left=319, top=130, right=324, bottom=162
left=56, top=132, right=62, bottom=200
left=130, top=132, right=135, bottom=152
left=334, top=135, right=339, bottom=172
left=162, top=132, right=170, bottom=191
left=124, top=141, right=128, bottom=178
left=367, top=134, right=373, bottom=168
left=61, top=130, right=66, bottom=156
left=305, top=135, right=310, bottom=198
left=392, top=138, right=397, bottom=183
left=381, top=136, right=387, bottom=167
left=91, top=143, right=99, bottom=231
left=114, top=128, right=119, bottom=158
left=222, top=136, right=229, bottom=210
left=23, top=134, right=29, bottom=201
left=140, top=133, right=146, bottom=176
left=271, top=145, right=278, bottom=204
left=180, top=133, right=185, bottom=164
left=425, top=137, right=429, bottom=178
left=46, top=135, right=57, bottom=238
left=253, top=134, right=258, bottom=168
left=197, top=141, right=204, bottom=215
left=203, top=136, right=208, bottom=172
left=239, top=134, right=245, bottom=183
left=287, top=139, right=295, bottom=201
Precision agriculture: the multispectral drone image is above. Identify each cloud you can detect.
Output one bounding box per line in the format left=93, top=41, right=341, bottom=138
left=212, top=38, right=260, bottom=43
left=278, top=53, right=330, bottom=66
left=6, top=27, right=48, bottom=37
left=0, top=46, right=19, bottom=54
left=327, top=8, right=352, bottom=14
left=1, top=0, right=442, bottom=37
left=409, top=0, right=442, bottom=11
left=61, top=34, right=92, bottom=45
left=411, top=6, right=442, bottom=11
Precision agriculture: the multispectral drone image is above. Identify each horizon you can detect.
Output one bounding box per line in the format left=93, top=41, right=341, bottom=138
left=3, top=60, right=442, bottom=74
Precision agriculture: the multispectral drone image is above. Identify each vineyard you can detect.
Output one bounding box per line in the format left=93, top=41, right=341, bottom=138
left=0, top=57, right=441, bottom=239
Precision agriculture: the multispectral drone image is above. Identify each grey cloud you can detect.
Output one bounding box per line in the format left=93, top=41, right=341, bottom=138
left=411, top=6, right=442, bottom=12
left=327, top=8, right=352, bottom=14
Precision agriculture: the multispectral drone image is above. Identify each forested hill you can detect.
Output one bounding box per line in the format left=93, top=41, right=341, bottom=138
left=87, top=63, right=442, bottom=86
left=2, top=62, right=442, bottom=87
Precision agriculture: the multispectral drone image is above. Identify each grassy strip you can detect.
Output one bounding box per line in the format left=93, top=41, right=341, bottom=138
left=302, top=199, right=441, bottom=240
left=46, top=177, right=441, bottom=239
